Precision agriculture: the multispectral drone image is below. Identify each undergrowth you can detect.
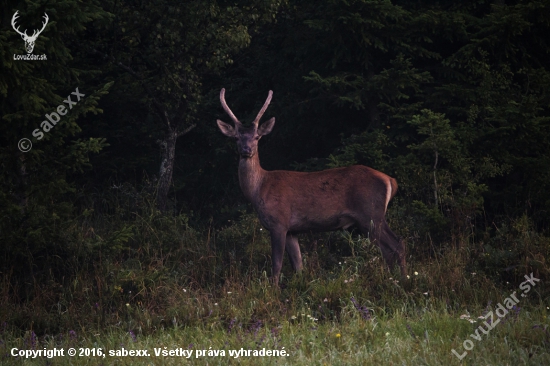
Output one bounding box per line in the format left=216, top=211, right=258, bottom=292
left=0, top=192, right=549, bottom=364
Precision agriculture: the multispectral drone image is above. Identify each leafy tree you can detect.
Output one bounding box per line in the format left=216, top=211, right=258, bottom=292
left=90, top=0, right=284, bottom=211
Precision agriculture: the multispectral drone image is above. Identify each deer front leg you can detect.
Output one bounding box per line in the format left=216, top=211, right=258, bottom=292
left=270, top=229, right=287, bottom=284
left=285, top=234, right=303, bottom=272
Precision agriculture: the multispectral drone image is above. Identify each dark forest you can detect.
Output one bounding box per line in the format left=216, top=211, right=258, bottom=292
left=1, top=0, right=549, bottom=364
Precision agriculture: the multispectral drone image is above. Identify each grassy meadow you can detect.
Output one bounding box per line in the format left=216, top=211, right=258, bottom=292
left=1, top=194, right=549, bottom=365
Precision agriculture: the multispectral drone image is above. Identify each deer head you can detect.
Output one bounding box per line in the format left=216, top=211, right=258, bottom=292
left=12, top=11, right=49, bottom=54
left=215, top=88, right=407, bottom=285
left=216, top=88, right=275, bottom=158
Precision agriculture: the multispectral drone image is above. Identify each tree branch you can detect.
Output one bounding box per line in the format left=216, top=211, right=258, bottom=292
left=177, top=123, right=196, bottom=137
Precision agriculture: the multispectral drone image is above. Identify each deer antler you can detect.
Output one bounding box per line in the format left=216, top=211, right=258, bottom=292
left=220, top=88, right=241, bottom=126
left=252, top=90, right=273, bottom=127
left=11, top=11, right=48, bottom=39
left=31, top=13, right=49, bottom=39
left=11, top=11, right=28, bottom=38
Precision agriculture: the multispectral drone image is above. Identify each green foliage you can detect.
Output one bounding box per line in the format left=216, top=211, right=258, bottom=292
left=0, top=0, right=113, bottom=290
left=326, top=129, right=393, bottom=169
left=0, top=197, right=548, bottom=363
left=1, top=2, right=550, bottom=364
left=215, top=213, right=272, bottom=274
left=479, top=215, right=550, bottom=278
left=293, top=0, right=550, bottom=243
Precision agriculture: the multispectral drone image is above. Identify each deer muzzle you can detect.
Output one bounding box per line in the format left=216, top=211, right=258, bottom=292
left=240, top=146, right=253, bottom=157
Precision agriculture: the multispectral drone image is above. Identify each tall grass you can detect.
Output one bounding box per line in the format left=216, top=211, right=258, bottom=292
left=0, top=187, right=549, bottom=364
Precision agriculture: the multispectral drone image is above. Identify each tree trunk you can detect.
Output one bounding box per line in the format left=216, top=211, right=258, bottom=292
left=156, top=123, right=196, bottom=212
left=157, top=128, right=178, bottom=212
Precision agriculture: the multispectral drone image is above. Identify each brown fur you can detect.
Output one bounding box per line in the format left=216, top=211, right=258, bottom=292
left=217, top=90, right=406, bottom=283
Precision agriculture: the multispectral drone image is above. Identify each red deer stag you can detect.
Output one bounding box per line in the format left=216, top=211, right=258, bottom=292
left=216, top=88, right=406, bottom=284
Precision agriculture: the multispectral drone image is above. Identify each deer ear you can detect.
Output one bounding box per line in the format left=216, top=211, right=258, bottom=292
left=258, top=117, right=275, bottom=136
left=217, top=119, right=236, bottom=137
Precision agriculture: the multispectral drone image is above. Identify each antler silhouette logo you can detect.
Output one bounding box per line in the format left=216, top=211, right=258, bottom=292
left=11, top=11, right=49, bottom=54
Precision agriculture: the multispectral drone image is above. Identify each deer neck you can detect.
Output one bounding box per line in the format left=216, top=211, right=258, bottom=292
left=238, top=153, right=265, bottom=203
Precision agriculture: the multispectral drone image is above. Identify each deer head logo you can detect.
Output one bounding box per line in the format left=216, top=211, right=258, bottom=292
left=11, top=11, right=49, bottom=54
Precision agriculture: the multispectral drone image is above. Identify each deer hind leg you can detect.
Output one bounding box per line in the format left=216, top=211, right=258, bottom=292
left=379, top=221, right=407, bottom=279
left=358, top=220, right=406, bottom=279
left=285, top=234, right=303, bottom=272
